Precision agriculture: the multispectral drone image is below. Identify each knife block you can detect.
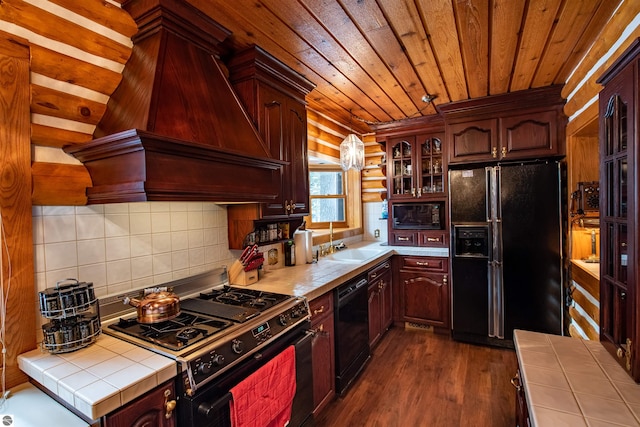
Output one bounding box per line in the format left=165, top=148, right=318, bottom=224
left=229, top=260, right=259, bottom=286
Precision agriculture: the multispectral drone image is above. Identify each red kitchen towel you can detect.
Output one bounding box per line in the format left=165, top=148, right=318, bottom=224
left=230, top=345, right=297, bottom=427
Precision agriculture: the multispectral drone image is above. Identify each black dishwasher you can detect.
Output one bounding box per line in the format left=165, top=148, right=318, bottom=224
left=334, top=274, right=370, bottom=395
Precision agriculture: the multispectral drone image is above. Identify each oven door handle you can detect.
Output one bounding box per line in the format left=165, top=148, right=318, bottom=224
left=197, top=392, right=232, bottom=420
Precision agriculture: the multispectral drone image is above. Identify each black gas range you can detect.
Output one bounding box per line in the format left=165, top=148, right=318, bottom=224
left=99, top=268, right=311, bottom=399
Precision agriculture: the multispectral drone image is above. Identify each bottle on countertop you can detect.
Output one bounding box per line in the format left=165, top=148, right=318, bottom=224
left=284, top=240, right=295, bottom=266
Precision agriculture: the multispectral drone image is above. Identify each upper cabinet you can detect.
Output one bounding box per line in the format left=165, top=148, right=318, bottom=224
left=229, top=45, right=316, bottom=219
left=440, top=86, right=567, bottom=165
left=376, top=115, right=446, bottom=201
left=597, top=39, right=640, bottom=382
left=387, top=132, right=445, bottom=199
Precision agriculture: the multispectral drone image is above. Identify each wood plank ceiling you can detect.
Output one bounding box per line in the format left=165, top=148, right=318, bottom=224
left=182, top=0, right=620, bottom=134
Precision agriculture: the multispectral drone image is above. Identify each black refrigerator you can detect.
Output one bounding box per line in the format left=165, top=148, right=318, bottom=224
left=449, top=161, right=564, bottom=347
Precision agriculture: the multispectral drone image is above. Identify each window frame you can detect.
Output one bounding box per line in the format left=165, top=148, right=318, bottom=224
left=308, top=165, right=348, bottom=229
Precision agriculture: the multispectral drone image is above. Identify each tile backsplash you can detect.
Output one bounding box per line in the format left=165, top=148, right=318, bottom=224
left=33, top=202, right=234, bottom=298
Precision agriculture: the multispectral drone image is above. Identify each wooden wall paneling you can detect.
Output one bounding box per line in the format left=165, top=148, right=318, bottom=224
left=569, top=306, right=599, bottom=340
left=31, top=85, right=106, bottom=125
left=531, top=0, right=605, bottom=88
left=566, top=102, right=599, bottom=137
left=30, top=45, right=123, bottom=96
left=30, top=123, right=92, bottom=149
left=567, top=131, right=599, bottom=260
left=562, top=1, right=640, bottom=101
left=0, top=31, right=36, bottom=388
left=0, top=0, right=131, bottom=64
left=31, top=163, right=91, bottom=206
left=45, top=0, right=138, bottom=38
left=572, top=263, right=600, bottom=301
left=555, top=0, right=623, bottom=82
left=561, top=0, right=640, bottom=110
left=571, top=285, right=599, bottom=331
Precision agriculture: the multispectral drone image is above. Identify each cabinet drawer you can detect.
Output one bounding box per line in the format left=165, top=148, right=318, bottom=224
left=368, top=259, right=391, bottom=282
left=389, top=231, right=417, bottom=246
left=418, top=231, right=448, bottom=247
left=401, top=256, right=448, bottom=272
left=309, top=292, right=333, bottom=323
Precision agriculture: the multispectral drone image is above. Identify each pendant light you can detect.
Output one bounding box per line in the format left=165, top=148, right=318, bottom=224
left=340, top=112, right=365, bottom=171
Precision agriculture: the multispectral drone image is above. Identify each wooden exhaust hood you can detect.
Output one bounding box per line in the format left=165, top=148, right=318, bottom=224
left=64, top=0, right=285, bottom=204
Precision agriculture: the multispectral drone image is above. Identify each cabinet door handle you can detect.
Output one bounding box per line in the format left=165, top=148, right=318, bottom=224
left=313, top=306, right=325, bottom=315
left=443, top=274, right=448, bottom=284
left=501, top=146, right=507, bottom=157
left=371, top=272, right=377, bottom=279
left=164, top=389, right=176, bottom=419
left=510, top=373, right=522, bottom=392
left=492, top=147, right=498, bottom=158
left=398, top=236, right=410, bottom=241
left=416, top=187, right=422, bottom=197
left=426, top=237, right=440, bottom=242
left=411, top=187, right=416, bottom=197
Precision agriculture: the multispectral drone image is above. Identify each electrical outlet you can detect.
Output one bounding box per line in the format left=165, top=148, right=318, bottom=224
left=374, top=229, right=380, bottom=238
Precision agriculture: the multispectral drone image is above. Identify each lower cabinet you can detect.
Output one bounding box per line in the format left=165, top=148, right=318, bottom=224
left=368, top=260, right=393, bottom=349
left=309, top=292, right=335, bottom=417
left=102, top=380, right=176, bottom=427
left=512, top=368, right=531, bottom=427
left=396, top=256, right=450, bottom=331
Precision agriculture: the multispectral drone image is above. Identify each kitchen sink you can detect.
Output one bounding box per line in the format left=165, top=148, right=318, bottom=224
left=326, top=248, right=386, bottom=263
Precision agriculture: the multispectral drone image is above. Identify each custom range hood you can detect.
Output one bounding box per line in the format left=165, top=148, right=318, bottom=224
left=64, top=0, right=285, bottom=204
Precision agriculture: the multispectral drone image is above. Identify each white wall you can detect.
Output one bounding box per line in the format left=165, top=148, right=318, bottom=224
left=32, top=202, right=234, bottom=299
left=363, top=201, right=388, bottom=243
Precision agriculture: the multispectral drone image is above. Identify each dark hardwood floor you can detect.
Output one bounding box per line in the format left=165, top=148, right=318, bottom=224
left=314, top=326, right=517, bottom=427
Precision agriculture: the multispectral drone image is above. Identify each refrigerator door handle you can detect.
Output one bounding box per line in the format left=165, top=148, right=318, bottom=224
left=487, top=166, right=505, bottom=340
left=485, top=167, right=492, bottom=222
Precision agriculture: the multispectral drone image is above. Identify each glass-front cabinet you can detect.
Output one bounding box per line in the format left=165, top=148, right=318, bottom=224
left=388, top=133, right=445, bottom=199
left=597, top=39, right=639, bottom=382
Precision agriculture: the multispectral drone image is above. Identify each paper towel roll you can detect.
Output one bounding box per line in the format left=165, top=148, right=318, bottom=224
left=305, top=230, right=313, bottom=263
left=294, top=230, right=306, bottom=266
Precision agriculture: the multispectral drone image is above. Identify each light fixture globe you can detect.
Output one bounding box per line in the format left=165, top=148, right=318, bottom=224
left=340, top=133, right=365, bottom=171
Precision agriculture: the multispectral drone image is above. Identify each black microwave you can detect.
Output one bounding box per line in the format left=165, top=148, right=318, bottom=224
left=392, top=202, right=445, bottom=230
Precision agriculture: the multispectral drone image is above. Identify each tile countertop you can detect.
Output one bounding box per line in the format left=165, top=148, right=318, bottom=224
left=17, top=333, right=176, bottom=422
left=0, top=382, right=90, bottom=426
left=17, top=240, right=447, bottom=421
left=514, top=329, right=640, bottom=426
left=249, top=241, right=448, bottom=300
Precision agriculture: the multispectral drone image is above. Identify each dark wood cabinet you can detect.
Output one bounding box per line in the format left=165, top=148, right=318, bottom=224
left=386, top=132, right=446, bottom=200
left=441, top=85, right=566, bottom=165
left=597, top=38, right=640, bottom=382
left=227, top=45, right=315, bottom=248
left=367, top=260, right=393, bottom=349
left=102, top=380, right=176, bottom=427
left=512, top=369, right=531, bottom=427
left=309, top=292, right=335, bottom=416
left=447, top=118, right=498, bottom=163
left=396, top=256, right=449, bottom=331
left=374, top=116, right=449, bottom=248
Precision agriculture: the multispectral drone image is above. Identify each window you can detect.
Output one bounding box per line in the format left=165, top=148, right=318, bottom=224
left=309, top=166, right=347, bottom=227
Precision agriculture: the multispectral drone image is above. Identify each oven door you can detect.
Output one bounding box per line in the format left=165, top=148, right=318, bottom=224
left=178, top=320, right=313, bottom=427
